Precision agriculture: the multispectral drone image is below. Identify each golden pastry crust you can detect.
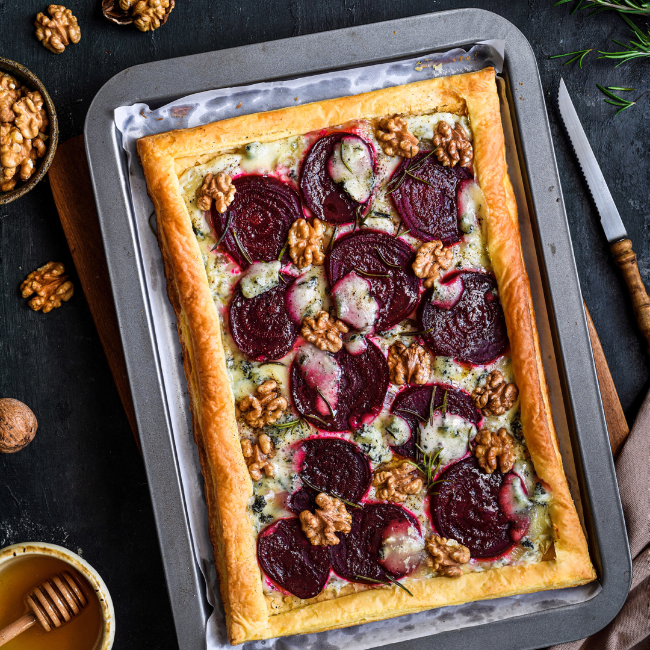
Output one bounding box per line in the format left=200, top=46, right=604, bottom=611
left=137, top=67, right=595, bottom=645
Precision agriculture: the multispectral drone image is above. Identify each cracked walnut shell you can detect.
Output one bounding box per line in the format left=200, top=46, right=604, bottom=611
left=387, top=341, right=431, bottom=385
left=20, top=262, right=74, bottom=313
left=196, top=172, right=236, bottom=213
left=299, top=493, right=351, bottom=546
left=241, top=433, right=275, bottom=481
left=301, top=311, right=348, bottom=353
left=238, top=380, right=288, bottom=429
left=412, top=241, right=454, bottom=289
left=433, top=121, right=473, bottom=168
left=375, top=116, right=419, bottom=158
left=288, top=218, right=325, bottom=269
left=372, top=461, right=424, bottom=502
left=35, top=5, right=81, bottom=54
left=472, top=370, right=518, bottom=417
left=425, top=534, right=470, bottom=577
left=474, top=428, right=515, bottom=474
left=0, top=398, right=38, bottom=454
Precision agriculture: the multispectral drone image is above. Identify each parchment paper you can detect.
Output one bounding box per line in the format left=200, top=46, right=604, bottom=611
left=114, top=42, right=600, bottom=650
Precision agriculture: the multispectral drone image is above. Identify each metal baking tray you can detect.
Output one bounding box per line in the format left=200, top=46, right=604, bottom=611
left=84, top=9, right=631, bottom=650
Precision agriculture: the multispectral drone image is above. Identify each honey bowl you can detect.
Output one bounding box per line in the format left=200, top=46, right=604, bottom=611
left=0, top=542, right=114, bottom=650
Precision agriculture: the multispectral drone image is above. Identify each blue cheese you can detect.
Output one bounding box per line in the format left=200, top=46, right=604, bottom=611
left=333, top=272, right=378, bottom=331
left=419, top=412, right=477, bottom=466
left=240, top=261, right=281, bottom=298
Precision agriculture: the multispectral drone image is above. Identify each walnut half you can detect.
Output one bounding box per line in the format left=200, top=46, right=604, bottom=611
left=196, top=172, right=236, bottom=213
left=474, top=428, right=515, bottom=474
left=433, top=121, right=473, bottom=168
left=372, top=461, right=424, bottom=502
left=299, top=493, right=351, bottom=546
left=472, top=370, right=518, bottom=417
left=375, top=116, right=419, bottom=158
left=238, top=380, right=288, bottom=429
left=425, top=535, right=470, bottom=577
left=35, top=5, right=81, bottom=54
left=288, top=218, right=325, bottom=270
left=387, top=341, right=431, bottom=386
left=301, top=311, right=348, bottom=353
left=241, top=434, right=275, bottom=481
left=20, top=262, right=74, bottom=313
left=132, top=0, right=175, bottom=31
left=412, top=241, right=454, bottom=289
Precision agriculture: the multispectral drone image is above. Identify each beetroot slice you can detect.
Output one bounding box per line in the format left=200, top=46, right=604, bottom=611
left=300, top=133, right=361, bottom=224
left=431, top=457, right=513, bottom=558
left=291, top=340, right=389, bottom=432
left=327, top=231, right=419, bottom=332
left=389, top=385, right=480, bottom=460
left=390, top=153, right=472, bottom=243
left=330, top=503, right=420, bottom=583
left=229, top=275, right=298, bottom=361
left=419, top=271, right=509, bottom=365
left=298, top=437, right=371, bottom=506
left=257, top=518, right=331, bottom=599
left=212, top=175, right=301, bottom=269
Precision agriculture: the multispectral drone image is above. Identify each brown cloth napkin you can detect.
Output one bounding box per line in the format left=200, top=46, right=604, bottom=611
left=550, top=390, right=650, bottom=650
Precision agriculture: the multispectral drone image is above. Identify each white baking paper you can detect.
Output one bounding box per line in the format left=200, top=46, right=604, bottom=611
left=114, top=42, right=600, bottom=650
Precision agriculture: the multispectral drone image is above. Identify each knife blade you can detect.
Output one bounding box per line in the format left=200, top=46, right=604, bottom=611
left=558, top=78, right=650, bottom=353
left=558, top=78, right=627, bottom=243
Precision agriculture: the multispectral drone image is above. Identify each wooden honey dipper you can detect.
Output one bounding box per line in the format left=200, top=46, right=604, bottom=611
left=0, top=570, right=88, bottom=647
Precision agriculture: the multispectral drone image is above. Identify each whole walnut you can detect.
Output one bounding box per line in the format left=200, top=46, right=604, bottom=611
left=0, top=398, right=38, bottom=453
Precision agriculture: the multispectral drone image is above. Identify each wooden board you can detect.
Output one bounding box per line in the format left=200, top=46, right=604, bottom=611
left=48, top=135, right=139, bottom=449
left=47, top=135, right=629, bottom=458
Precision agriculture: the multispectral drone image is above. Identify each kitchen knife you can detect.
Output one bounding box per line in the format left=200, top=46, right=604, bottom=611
left=558, top=78, right=650, bottom=351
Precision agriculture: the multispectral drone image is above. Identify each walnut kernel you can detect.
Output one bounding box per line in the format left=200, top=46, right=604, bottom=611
left=425, top=535, right=470, bottom=577
left=241, top=433, right=275, bottom=481
left=301, top=311, right=348, bottom=353
left=132, top=0, right=174, bottom=31
left=432, top=121, right=473, bottom=168
left=13, top=92, right=47, bottom=140
left=1, top=125, right=32, bottom=186
left=238, top=380, right=288, bottom=429
left=387, top=341, right=431, bottom=385
left=0, top=75, right=20, bottom=123
left=288, top=218, right=325, bottom=269
left=196, top=172, right=236, bottom=213
left=0, top=398, right=38, bottom=454
left=35, top=5, right=81, bottom=54
left=372, top=461, right=424, bottom=502
left=375, top=116, right=419, bottom=158
left=472, top=370, right=518, bottom=417
left=412, top=241, right=454, bottom=289
left=299, top=493, right=351, bottom=546
left=474, top=428, right=515, bottom=474
left=20, top=262, right=74, bottom=313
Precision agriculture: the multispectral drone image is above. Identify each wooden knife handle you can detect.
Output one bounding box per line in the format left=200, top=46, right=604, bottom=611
left=611, top=238, right=650, bottom=351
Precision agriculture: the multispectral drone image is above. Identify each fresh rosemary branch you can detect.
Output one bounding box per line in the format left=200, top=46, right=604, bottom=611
left=549, top=48, right=594, bottom=67
left=354, top=574, right=414, bottom=597
left=555, top=0, right=650, bottom=15
left=598, top=14, right=650, bottom=65
left=597, top=84, right=648, bottom=113
left=300, top=473, right=362, bottom=509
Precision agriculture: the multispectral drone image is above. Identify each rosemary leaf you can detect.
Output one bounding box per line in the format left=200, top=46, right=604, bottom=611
left=232, top=229, right=252, bottom=264
left=401, top=327, right=433, bottom=336
left=274, top=419, right=301, bottom=429
left=428, top=386, right=438, bottom=425
left=385, top=575, right=414, bottom=597
left=375, top=247, right=401, bottom=268
left=327, top=226, right=339, bottom=253
left=353, top=267, right=390, bottom=278
left=441, top=389, right=448, bottom=418
left=316, top=387, right=336, bottom=418
left=301, top=474, right=362, bottom=508
left=212, top=209, right=233, bottom=251
left=395, top=408, right=427, bottom=422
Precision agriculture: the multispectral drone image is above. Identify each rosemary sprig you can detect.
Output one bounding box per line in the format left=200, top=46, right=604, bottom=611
left=232, top=229, right=252, bottom=264
left=375, top=247, right=401, bottom=269
left=278, top=240, right=289, bottom=262
left=555, top=0, right=650, bottom=15
left=212, top=209, right=233, bottom=251
left=300, top=474, right=362, bottom=509
left=598, top=14, right=650, bottom=65
left=394, top=408, right=427, bottom=422
left=327, top=226, right=339, bottom=253
left=549, top=48, right=594, bottom=67
left=428, top=386, right=438, bottom=425
left=441, top=389, right=448, bottom=418
left=409, top=445, right=445, bottom=491
left=274, top=419, right=301, bottom=429
left=315, top=387, right=336, bottom=418
left=354, top=574, right=414, bottom=597
left=385, top=147, right=439, bottom=195
left=597, top=84, right=648, bottom=113
left=353, top=267, right=390, bottom=278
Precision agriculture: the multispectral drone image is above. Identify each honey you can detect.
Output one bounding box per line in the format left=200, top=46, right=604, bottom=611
left=0, top=555, right=103, bottom=650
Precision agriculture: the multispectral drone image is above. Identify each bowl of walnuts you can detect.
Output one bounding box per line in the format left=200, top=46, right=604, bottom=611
left=0, top=56, right=58, bottom=205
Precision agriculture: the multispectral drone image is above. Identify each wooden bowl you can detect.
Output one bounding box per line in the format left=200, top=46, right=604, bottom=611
left=0, top=57, right=59, bottom=205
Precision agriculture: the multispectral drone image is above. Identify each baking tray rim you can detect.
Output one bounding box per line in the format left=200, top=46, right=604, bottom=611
left=83, top=8, right=631, bottom=650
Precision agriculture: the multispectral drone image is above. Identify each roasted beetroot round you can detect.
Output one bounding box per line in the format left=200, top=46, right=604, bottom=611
left=330, top=503, right=420, bottom=583
left=298, top=437, right=371, bottom=505
left=257, top=517, right=331, bottom=599
left=419, top=271, right=509, bottom=365
left=212, top=175, right=301, bottom=268
left=229, top=276, right=298, bottom=361
left=431, top=456, right=513, bottom=558
left=327, top=231, right=419, bottom=332
left=390, top=152, right=472, bottom=243
left=291, top=340, right=389, bottom=432
left=389, top=384, right=480, bottom=459
left=300, top=133, right=364, bottom=224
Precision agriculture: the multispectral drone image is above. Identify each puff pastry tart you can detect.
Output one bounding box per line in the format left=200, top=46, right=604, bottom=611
left=137, top=67, right=595, bottom=645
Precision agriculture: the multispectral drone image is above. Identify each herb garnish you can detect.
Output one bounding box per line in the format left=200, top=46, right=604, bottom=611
left=353, top=267, right=390, bottom=278
left=408, top=445, right=448, bottom=493
left=274, top=419, right=301, bottom=430
left=597, top=84, right=647, bottom=113
left=375, top=247, right=401, bottom=269
left=212, top=209, right=233, bottom=251
left=315, top=387, right=336, bottom=418
left=385, top=146, right=440, bottom=195
left=355, top=574, right=414, bottom=597
left=549, top=48, right=594, bottom=67
left=278, top=240, right=289, bottom=262
left=300, top=473, right=362, bottom=509
left=305, top=413, right=330, bottom=427
left=327, top=226, right=339, bottom=253
left=232, top=229, right=252, bottom=264
left=428, top=386, right=438, bottom=425
left=394, top=408, right=427, bottom=422
left=401, top=327, right=433, bottom=337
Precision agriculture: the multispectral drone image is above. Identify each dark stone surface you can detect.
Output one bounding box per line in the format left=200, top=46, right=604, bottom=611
left=0, top=2, right=648, bottom=649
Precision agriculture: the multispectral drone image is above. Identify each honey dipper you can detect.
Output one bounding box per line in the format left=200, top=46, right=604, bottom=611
left=0, top=570, right=88, bottom=646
